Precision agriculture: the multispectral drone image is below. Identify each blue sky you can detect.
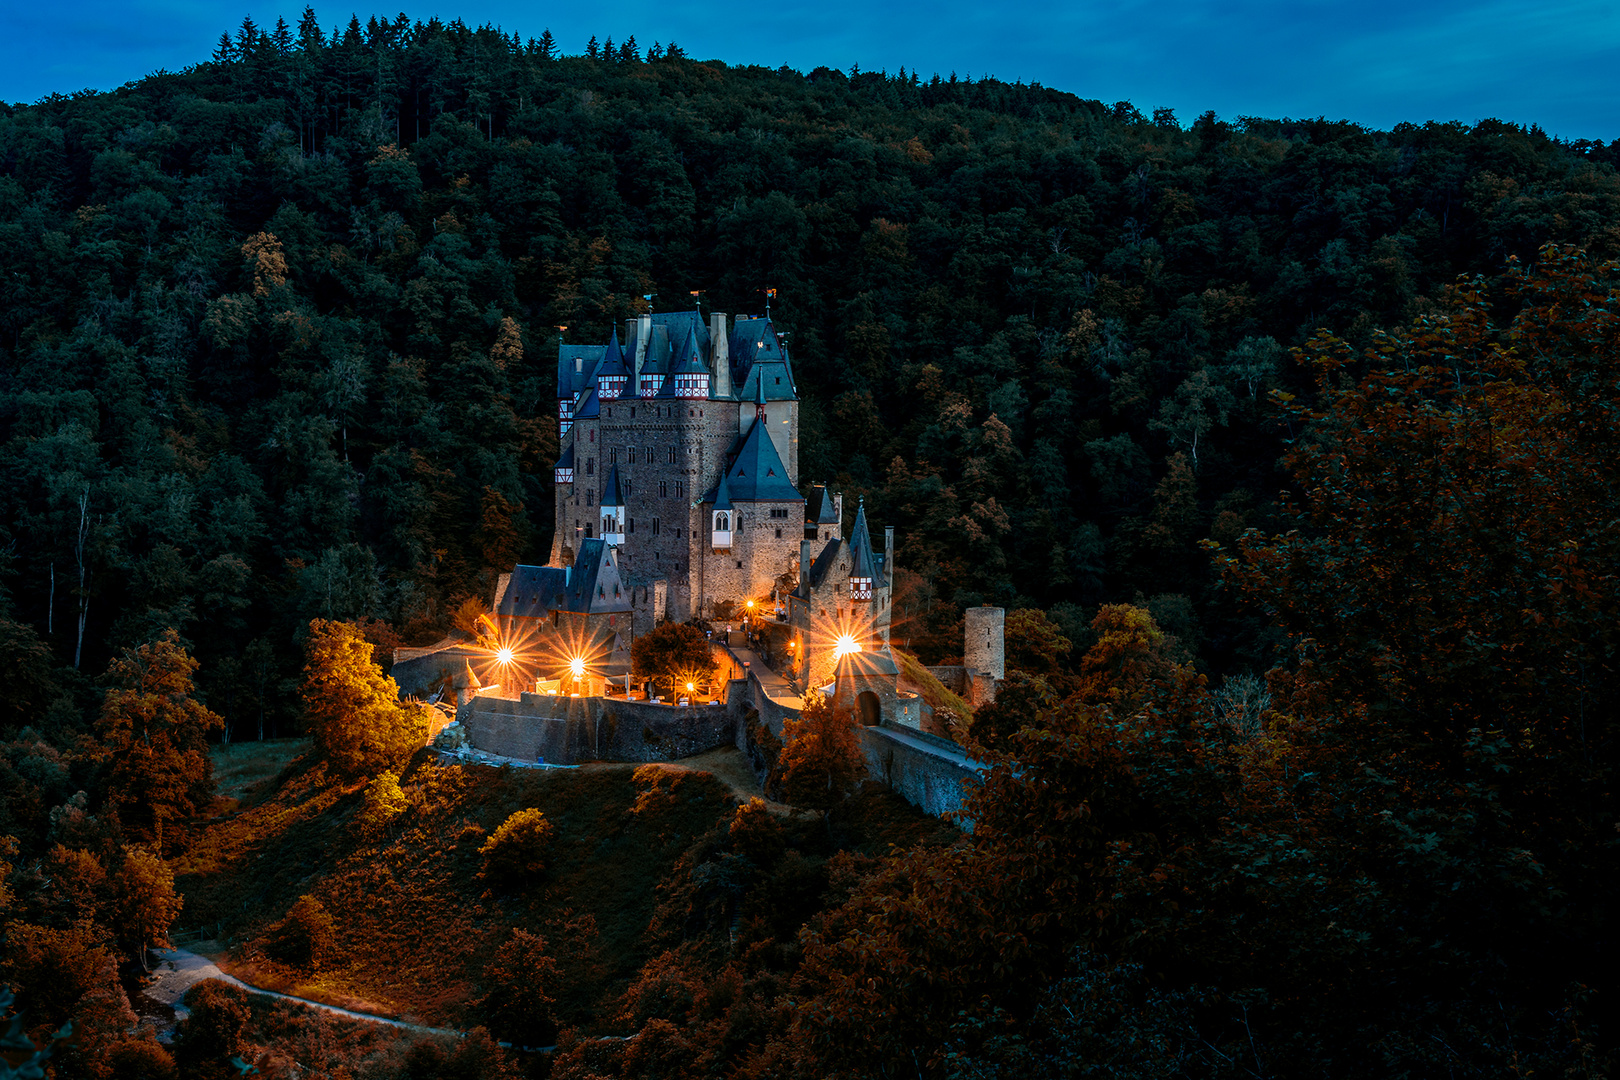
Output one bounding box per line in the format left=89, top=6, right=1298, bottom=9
left=3, top=0, right=1617, bottom=140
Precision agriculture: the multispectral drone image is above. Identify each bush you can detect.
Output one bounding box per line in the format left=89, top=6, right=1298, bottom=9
left=265, top=894, right=337, bottom=970
left=302, top=619, right=429, bottom=778
left=101, top=1036, right=179, bottom=1080
left=479, top=808, right=556, bottom=886
left=177, top=978, right=250, bottom=1069
left=356, top=769, right=409, bottom=835
left=478, top=929, right=558, bottom=1044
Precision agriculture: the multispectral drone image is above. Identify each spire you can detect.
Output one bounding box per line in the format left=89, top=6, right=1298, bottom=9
left=601, top=463, right=626, bottom=508
left=597, top=327, right=629, bottom=398
left=754, top=369, right=767, bottom=421
left=848, top=496, right=875, bottom=600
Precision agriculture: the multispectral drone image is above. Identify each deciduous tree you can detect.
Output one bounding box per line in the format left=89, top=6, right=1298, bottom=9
left=302, top=619, right=428, bottom=777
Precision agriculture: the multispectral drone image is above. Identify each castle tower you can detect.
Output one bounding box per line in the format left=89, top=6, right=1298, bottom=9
left=597, top=328, right=630, bottom=400
left=965, top=606, right=1005, bottom=681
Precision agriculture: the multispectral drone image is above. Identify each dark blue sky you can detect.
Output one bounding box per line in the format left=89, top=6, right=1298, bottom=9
left=4, top=0, right=1617, bottom=140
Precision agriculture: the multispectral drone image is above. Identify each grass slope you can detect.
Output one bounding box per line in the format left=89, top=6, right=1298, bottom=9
left=175, top=744, right=954, bottom=1034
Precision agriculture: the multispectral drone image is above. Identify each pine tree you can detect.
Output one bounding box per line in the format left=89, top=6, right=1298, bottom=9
left=537, top=28, right=556, bottom=59
left=585, top=35, right=598, bottom=59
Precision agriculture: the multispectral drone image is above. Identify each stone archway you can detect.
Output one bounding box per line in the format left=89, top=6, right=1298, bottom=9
left=857, top=690, right=882, bottom=727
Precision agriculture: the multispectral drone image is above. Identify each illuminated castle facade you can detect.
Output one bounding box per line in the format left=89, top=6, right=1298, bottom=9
left=547, top=309, right=893, bottom=655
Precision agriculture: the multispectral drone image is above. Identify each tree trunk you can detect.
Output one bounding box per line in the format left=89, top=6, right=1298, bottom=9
left=74, top=489, right=90, bottom=670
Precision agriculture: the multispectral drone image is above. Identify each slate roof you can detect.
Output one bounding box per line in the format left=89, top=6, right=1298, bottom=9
left=563, top=540, right=631, bottom=613
left=718, top=420, right=802, bottom=503
left=848, top=498, right=877, bottom=580
left=554, top=444, right=574, bottom=470
left=598, top=328, right=630, bottom=378
left=630, top=310, right=710, bottom=367
left=712, top=472, right=733, bottom=512
left=557, top=344, right=607, bottom=399
left=806, top=484, right=841, bottom=525
left=574, top=386, right=600, bottom=418
left=806, top=537, right=844, bottom=587
left=601, top=463, right=626, bottom=508
left=496, top=564, right=572, bottom=619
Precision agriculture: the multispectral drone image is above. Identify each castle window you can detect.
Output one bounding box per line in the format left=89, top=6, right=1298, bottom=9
left=629, top=519, right=635, bottom=533
left=628, top=447, right=636, bottom=464
left=575, top=358, right=583, bottom=373
left=715, top=512, right=730, bottom=531
left=775, top=528, right=782, bottom=538
left=652, top=518, right=660, bottom=535
left=675, top=481, right=684, bottom=498
left=590, top=430, right=595, bottom=442
left=668, top=447, right=677, bottom=464
left=775, top=377, right=781, bottom=385
left=586, top=523, right=594, bottom=537
left=645, top=446, right=652, bottom=463
left=587, top=491, right=594, bottom=505
left=737, top=560, right=743, bottom=569
left=609, top=448, right=617, bottom=464
left=660, top=480, right=668, bottom=497
left=586, top=457, right=595, bottom=475
left=607, top=408, right=612, bottom=418
left=630, top=407, right=635, bottom=418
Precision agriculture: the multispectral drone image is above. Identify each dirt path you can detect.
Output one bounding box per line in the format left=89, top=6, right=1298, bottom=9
left=145, top=947, right=464, bottom=1039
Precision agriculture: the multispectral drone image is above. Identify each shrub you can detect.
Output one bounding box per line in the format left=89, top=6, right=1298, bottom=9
left=177, top=978, right=250, bottom=1069
left=101, top=1036, right=178, bottom=1080
left=265, top=894, right=337, bottom=970
left=479, top=808, right=556, bottom=886
left=356, top=769, right=409, bottom=835
left=478, top=929, right=558, bottom=1044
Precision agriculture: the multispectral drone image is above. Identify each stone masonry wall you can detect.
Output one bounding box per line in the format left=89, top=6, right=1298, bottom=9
left=459, top=692, right=738, bottom=764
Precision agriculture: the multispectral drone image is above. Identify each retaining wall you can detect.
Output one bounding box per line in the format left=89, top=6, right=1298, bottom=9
left=458, top=693, right=737, bottom=765
left=857, top=722, right=985, bottom=821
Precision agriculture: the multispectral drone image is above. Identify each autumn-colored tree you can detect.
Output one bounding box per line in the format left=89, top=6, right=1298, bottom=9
left=113, top=846, right=183, bottom=971
left=302, top=619, right=429, bottom=777
left=1212, top=246, right=1620, bottom=1067
left=265, top=895, right=337, bottom=970
left=774, top=691, right=864, bottom=813
left=631, top=622, right=716, bottom=697
left=356, top=769, right=409, bottom=836
left=1002, top=607, right=1073, bottom=679
left=479, top=808, right=556, bottom=886
left=96, top=629, right=223, bottom=854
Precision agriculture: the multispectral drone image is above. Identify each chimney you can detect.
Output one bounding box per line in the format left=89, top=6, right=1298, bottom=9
left=636, top=311, right=652, bottom=389
left=710, top=311, right=732, bottom=399
left=884, top=527, right=894, bottom=580
left=834, top=492, right=844, bottom=538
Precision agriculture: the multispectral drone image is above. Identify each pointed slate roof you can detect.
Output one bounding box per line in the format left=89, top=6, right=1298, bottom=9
left=495, top=564, right=571, bottom=618
left=574, top=386, right=600, bottom=419
left=806, top=537, right=844, bottom=587
left=563, top=539, right=631, bottom=613
left=556, top=344, right=607, bottom=399
left=598, top=327, right=630, bottom=379
left=848, top=497, right=877, bottom=580
left=554, top=444, right=574, bottom=470
left=816, top=485, right=840, bottom=524
left=721, top=419, right=803, bottom=503
left=601, top=463, right=626, bottom=508
left=712, top=472, right=733, bottom=511
left=672, top=324, right=707, bottom=374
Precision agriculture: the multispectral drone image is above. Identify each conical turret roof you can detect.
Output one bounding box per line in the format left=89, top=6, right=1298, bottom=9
left=601, top=463, right=626, bottom=508
left=849, top=497, right=876, bottom=580
left=598, top=326, right=630, bottom=377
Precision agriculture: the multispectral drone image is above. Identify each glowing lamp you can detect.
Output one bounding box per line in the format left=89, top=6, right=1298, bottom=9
left=834, top=634, right=862, bottom=660
left=496, top=648, right=514, bottom=665
left=686, top=682, right=695, bottom=692
left=747, top=599, right=755, bottom=608
left=569, top=656, right=586, bottom=680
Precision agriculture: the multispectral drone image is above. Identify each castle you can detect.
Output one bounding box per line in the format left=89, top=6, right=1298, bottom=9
left=392, top=305, right=999, bottom=816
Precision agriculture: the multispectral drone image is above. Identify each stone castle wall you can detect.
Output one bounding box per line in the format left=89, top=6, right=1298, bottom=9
left=458, top=691, right=740, bottom=765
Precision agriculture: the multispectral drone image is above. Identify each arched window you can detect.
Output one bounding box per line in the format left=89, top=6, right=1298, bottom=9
left=715, top=512, right=730, bottom=531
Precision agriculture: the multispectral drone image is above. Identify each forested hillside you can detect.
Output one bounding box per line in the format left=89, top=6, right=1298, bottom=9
left=3, top=12, right=1620, bottom=735
left=1, top=12, right=1617, bottom=1080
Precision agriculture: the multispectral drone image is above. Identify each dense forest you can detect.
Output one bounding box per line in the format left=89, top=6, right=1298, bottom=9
left=0, top=10, right=1616, bottom=1079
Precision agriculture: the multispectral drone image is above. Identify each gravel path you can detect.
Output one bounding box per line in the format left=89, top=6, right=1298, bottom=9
left=145, top=948, right=464, bottom=1039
